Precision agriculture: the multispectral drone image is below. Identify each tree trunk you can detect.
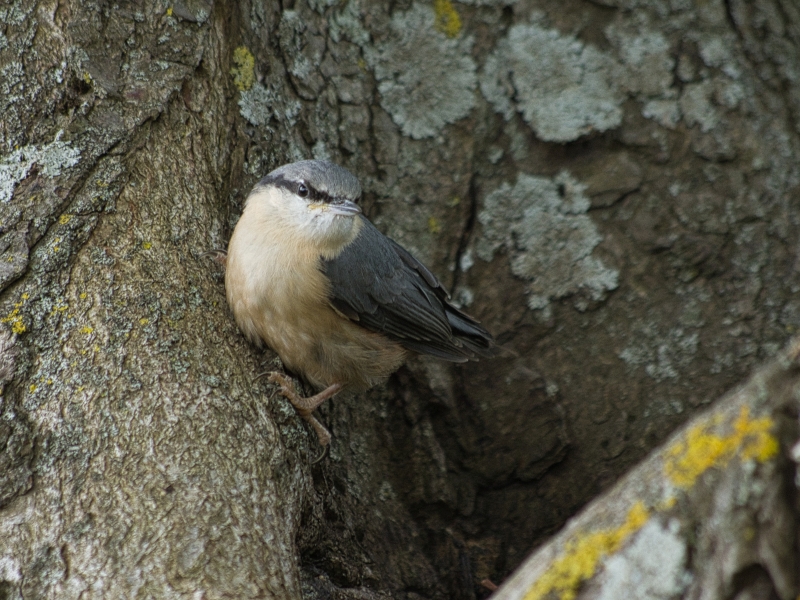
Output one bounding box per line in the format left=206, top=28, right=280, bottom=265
left=494, top=336, right=800, bottom=600
left=0, top=0, right=798, bottom=598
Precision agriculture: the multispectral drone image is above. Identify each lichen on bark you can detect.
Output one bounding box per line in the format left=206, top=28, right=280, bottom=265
left=1, top=0, right=800, bottom=598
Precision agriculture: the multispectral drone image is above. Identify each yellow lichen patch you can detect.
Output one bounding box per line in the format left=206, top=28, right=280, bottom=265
left=50, top=302, right=69, bottom=316
left=658, top=495, right=677, bottom=511
left=166, top=6, right=173, bottom=16
left=139, top=318, right=149, bottom=325
left=80, top=326, right=94, bottom=335
left=524, top=502, right=650, bottom=600
left=2, top=294, right=29, bottom=335
left=231, top=46, right=255, bottom=91
left=59, top=214, right=72, bottom=225
left=736, top=407, right=779, bottom=461
left=663, top=406, right=779, bottom=489
left=142, top=241, right=152, bottom=250
left=433, top=0, right=462, bottom=38
left=428, top=216, right=441, bottom=234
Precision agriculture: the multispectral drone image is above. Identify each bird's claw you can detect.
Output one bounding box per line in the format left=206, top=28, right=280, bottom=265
left=267, top=371, right=334, bottom=448
left=267, top=372, right=297, bottom=402
left=202, top=248, right=228, bottom=268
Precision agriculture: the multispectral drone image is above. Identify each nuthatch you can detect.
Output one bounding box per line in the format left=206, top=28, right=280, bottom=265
left=225, top=160, right=495, bottom=445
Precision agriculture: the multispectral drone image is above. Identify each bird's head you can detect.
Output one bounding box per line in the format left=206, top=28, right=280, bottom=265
left=247, top=159, right=363, bottom=253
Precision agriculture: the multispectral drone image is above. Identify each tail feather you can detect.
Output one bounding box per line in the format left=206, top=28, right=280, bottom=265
left=445, top=307, right=497, bottom=359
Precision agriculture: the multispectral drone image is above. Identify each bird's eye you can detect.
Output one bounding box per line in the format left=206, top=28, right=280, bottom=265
left=297, top=183, right=309, bottom=198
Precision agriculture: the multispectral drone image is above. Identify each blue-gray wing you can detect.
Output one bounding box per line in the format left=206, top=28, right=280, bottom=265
left=320, top=217, right=495, bottom=361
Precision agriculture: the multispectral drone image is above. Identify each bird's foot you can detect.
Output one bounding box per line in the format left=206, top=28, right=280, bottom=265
left=202, top=248, right=228, bottom=267
left=267, top=372, right=342, bottom=447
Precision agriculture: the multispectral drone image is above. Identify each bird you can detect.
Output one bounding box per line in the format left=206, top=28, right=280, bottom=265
left=224, top=159, right=495, bottom=446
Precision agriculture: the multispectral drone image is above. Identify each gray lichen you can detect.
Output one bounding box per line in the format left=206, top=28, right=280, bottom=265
left=480, top=23, right=622, bottom=142
left=0, top=329, right=16, bottom=385
left=366, top=3, right=477, bottom=139
left=605, top=22, right=674, bottom=97
left=238, top=83, right=301, bottom=128
left=0, top=133, right=81, bottom=203
left=595, top=519, right=690, bottom=600
left=642, top=100, right=681, bottom=129
left=478, top=14, right=749, bottom=141
left=476, top=172, right=619, bottom=311
left=0, top=2, right=31, bottom=26
left=679, top=81, right=719, bottom=132
left=698, top=35, right=741, bottom=78
left=279, top=10, right=326, bottom=98
left=619, top=325, right=700, bottom=382
left=238, top=84, right=273, bottom=127
left=308, top=0, right=370, bottom=45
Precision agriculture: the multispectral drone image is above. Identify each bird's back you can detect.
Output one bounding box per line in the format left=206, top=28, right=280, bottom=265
left=322, top=217, right=496, bottom=362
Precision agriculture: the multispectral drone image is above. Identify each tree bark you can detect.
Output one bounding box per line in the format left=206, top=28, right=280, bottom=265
left=494, top=336, right=800, bottom=600
left=0, top=0, right=798, bottom=598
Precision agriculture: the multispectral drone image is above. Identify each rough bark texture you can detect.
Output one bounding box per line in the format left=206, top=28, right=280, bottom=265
left=494, top=336, right=800, bottom=600
left=0, top=0, right=798, bottom=598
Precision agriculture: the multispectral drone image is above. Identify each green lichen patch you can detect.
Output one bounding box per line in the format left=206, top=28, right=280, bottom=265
left=433, top=0, right=462, bottom=38
left=230, top=46, right=255, bottom=91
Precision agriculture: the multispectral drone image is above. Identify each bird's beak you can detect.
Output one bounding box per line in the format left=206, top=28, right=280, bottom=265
left=329, top=200, right=362, bottom=216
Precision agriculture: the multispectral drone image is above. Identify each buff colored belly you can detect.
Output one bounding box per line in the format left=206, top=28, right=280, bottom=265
left=226, top=224, right=406, bottom=391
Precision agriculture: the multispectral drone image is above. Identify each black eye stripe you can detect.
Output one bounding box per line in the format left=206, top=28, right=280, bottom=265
left=305, top=185, right=332, bottom=203
left=262, top=174, right=360, bottom=204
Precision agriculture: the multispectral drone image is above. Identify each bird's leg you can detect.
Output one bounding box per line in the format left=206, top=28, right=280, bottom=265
left=202, top=248, right=228, bottom=267
left=267, top=372, right=342, bottom=446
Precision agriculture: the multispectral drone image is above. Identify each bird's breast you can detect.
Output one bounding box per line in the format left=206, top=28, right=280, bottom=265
left=225, top=212, right=406, bottom=390
left=226, top=217, right=327, bottom=344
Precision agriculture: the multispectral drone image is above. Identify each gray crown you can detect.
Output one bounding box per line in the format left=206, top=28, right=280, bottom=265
left=263, top=160, right=362, bottom=201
